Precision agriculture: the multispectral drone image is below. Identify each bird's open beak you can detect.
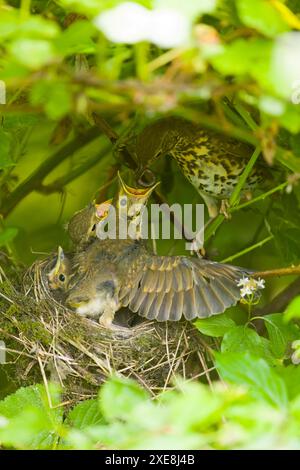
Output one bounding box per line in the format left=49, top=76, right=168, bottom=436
left=118, top=172, right=160, bottom=199
left=48, top=246, right=64, bottom=277
left=95, top=199, right=113, bottom=219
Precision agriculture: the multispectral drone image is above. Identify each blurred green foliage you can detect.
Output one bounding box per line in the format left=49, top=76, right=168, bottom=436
left=2, top=351, right=300, bottom=449
left=1, top=0, right=300, bottom=450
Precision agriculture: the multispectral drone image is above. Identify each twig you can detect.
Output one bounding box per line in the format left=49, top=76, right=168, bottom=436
left=92, top=113, right=119, bottom=143
left=37, top=142, right=111, bottom=195
left=230, top=182, right=289, bottom=213
left=221, top=235, right=274, bottom=263
left=253, top=265, right=300, bottom=278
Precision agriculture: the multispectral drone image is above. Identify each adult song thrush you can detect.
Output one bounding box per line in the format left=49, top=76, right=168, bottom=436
left=123, top=116, right=271, bottom=217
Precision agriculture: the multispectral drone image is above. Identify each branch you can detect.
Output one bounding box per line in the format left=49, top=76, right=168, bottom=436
left=37, top=142, right=112, bottom=195
left=221, top=235, right=274, bottom=263
left=92, top=112, right=138, bottom=171
left=253, top=265, right=300, bottom=278
left=1, top=127, right=100, bottom=217
left=92, top=113, right=119, bottom=143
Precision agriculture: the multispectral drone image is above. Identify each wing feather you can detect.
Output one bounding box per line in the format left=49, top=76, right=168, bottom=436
left=120, top=254, right=250, bottom=321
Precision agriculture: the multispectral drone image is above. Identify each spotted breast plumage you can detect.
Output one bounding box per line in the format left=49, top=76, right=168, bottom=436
left=124, top=116, right=271, bottom=217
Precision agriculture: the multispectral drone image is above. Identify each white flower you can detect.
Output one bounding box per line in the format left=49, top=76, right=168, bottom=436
left=256, top=278, right=265, bottom=289
left=240, top=286, right=253, bottom=298
left=94, top=2, right=151, bottom=45
left=291, top=340, right=300, bottom=365
left=94, top=2, right=190, bottom=48
left=237, top=277, right=249, bottom=287
left=271, top=32, right=300, bottom=100
left=149, top=8, right=190, bottom=48
left=0, top=416, right=8, bottom=428
left=237, top=276, right=265, bottom=299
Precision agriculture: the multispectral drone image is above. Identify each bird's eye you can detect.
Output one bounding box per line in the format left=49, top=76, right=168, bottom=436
left=59, top=274, right=66, bottom=282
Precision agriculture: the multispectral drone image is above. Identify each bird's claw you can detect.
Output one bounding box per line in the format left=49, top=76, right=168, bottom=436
left=220, top=200, right=231, bottom=219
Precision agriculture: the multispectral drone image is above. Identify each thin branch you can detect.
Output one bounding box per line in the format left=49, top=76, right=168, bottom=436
left=37, top=142, right=111, bottom=195
left=253, top=265, right=300, bottom=278
left=1, top=127, right=100, bottom=217
left=221, top=235, right=274, bottom=263
left=230, top=181, right=288, bottom=213
left=92, top=112, right=119, bottom=143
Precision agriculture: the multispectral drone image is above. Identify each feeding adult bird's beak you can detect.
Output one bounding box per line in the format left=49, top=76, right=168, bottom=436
left=117, top=171, right=160, bottom=200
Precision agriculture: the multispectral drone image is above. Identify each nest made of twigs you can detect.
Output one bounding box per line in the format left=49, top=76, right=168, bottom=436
left=0, top=256, right=212, bottom=404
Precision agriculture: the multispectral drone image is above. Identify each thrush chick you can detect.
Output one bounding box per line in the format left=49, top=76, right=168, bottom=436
left=47, top=246, right=72, bottom=294
left=66, top=236, right=250, bottom=326
left=126, top=116, right=271, bottom=217
left=65, top=176, right=251, bottom=327
left=96, top=172, right=159, bottom=242
left=66, top=201, right=111, bottom=247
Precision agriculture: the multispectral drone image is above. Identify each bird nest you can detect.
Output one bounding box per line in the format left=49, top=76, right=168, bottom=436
left=0, top=255, right=211, bottom=403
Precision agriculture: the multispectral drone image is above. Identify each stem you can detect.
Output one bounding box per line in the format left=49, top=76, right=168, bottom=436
left=234, top=102, right=259, bottom=131
left=20, top=0, right=31, bottom=19
left=204, top=214, right=225, bottom=241
left=147, top=48, right=184, bottom=72
left=230, top=146, right=262, bottom=207
left=205, top=146, right=262, bottom=241
left=135, top=42, right=149, bottom=81
left=220, top=235, right=274, bottom=263
left=230, top=181, right=288, bottom=213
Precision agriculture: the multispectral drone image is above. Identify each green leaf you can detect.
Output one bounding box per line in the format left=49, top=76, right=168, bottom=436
left=278, top=103, right=300, bottom=133
left=194, top=313, right=235, bottom=337
left=99, top=376, right=149, bottom=421
left=215, top=352, right=288, bottom=409
left=0, top=384, right=63, bottom=449
left=284, top=295, right=300, bottom=321
left=221, top=326, right=274, bottom=362
left=211, top=38, right=273, bottom=78
left=0, top=129, right=13, bottom=169
left=267, top=194, right=300, bottom=263
left=0, top=12, right=59, bottom=40
left=30, top=80, right=72, bottom=119
left=9, top=39, right=56, bottom=69
left=280, top=365, right=300, bottom=400
left=67, top=399, right=104, bottom=429
left=264, top=313, right=299, bottom=358
left=236, top=0, right=290, bottom=37
left=55, top=20, right=96, bottom=55
left=0, top=227, right=18, bottom=247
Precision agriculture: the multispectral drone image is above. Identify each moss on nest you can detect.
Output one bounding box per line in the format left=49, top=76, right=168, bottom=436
left=0, top=258, right=211, bottom=403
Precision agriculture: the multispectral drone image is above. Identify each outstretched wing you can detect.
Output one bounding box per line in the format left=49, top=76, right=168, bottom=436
left=119, top=256, right=249, bottom=322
